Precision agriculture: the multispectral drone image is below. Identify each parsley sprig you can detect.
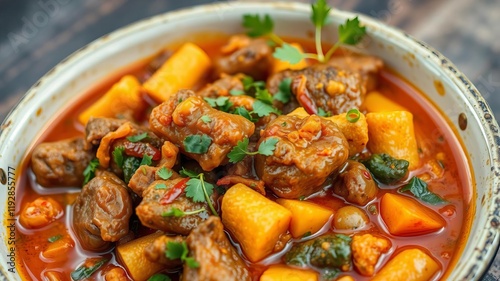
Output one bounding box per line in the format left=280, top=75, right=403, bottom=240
left=243, top=14, right=284, bottom=45
left=83, top=159, right=99, bottom=185
left=227, top=137, right=279, bottom=163
left=180, top=171, right=218, bottom=217
left=165, top=241, right=199, bottom=268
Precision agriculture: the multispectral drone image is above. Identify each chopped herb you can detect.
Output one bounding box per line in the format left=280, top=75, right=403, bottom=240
left=302, top=231, right=312, bottom=238
left=368, top=204, right=378, bottom=215
left=242, top=14, right=283, bottom=45
left=346, top=108, right=361, bottom=123
left=157, top=167, right=173, bottom=180
left=83, top=159, right=99, bottom=185
left=242, top=76, right=266, bottom=91
left=155, top=183, right=168, bottom=190
left=228, top=137, right=279, bottom=163
left=399, top=176, right=447, bottom=205
left=233, top=106, right=254, bottom=122
left=363, top=153, right=409, bottom=184
left=317, top=107, right=331, bottom=117
left=162, top=207, right=206, bottom=217
left=200, top=115, right=212, bottom=123
left=165, top=241, right=199, bottom=268
left=123, top=156, right=141, bottom=184
left=179, top=167, right=199, bottom=178
left=281, top=122, right=287, bottom=127
left=71, top=259, right=108, bottom=281
left=258, top=138, right=280, bottom=156
left=253, top=100, right=281, bottom=117
left=338, top=17, right=366, bottom=45
left=255, top=88, right=274, bottom=104
left=148, top=274, right=172, bottom=281
left=274, top=78, right=293, bottom=104
left=204, top=97, right=233, bottom=112
left=48, top=234, right=62, bottom=243
left=298, top=195, right=306, bottom=201
left=322, top=269, right=340, bottom=281
left=183, top=134, right=212, bottom=154
left=229, top=89, right=245, bottom=96
left=140, top=154, right=153, bottom=166
left=185, top=173, right=218, bottom=216
left=126, top=132, right=148, bottom=143
left=112, top=146, right=125, bottom=168
left=273, top=43, right=304, bottom=64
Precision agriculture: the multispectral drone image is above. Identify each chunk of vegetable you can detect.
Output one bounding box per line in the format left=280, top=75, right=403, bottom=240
left=260, top=265, right=318, bottom=281
left=42, top=235, right=75, bottom=262
left=362, top=153, right=409, bottom=184
left=327, top=112, right=368, bottom=156
left=78, top=75, right=144, bottom=125
left=19, top=197, right=63, bottom=229
left=362, top=91, right=408, bottom=113
left=380, top=193, right=445, bottom=236
left=288, top=107, right=309, bottom=118
left=365, top=111, right=419, bottom=169
left=333, top=206, right=369, bottom=230
left=116, top=232, right=166, bottom=281
left=143, top=43, right=211, bottom=102
left=351, top=234, right=391, bottom=276
left=285, top=234, right=352, bottom=271
left=276, top=199, right=333, bottom=238
left=71, top=258, right=108, bottom=281
left=371, top=249, right=440, bottom=281
left=221, top=183, right=292, bottom=262
left=271, top=43, right=308, bottom=73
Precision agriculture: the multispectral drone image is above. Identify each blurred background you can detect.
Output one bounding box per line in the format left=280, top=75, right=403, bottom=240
left=0, top=0, right=498, bottom=278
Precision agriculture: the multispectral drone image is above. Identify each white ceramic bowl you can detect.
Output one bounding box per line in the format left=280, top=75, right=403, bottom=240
left=0, top=2, right=499, bottom=280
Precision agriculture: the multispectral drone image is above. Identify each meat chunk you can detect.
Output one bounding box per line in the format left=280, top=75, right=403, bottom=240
left=255, top=114, right=349, bottom=198
left=85, top=117, right=127, bottom=148
left=144, top=234, right=184, bottom=267
left=136, top=178, right=211, bottom=235
left=128, top=166, right=179, bottom=196
left=73, top=170, right=133, bottom=251
left=214, top=36, right=272, bottom=80
left=267, top=65, right=365, bottom=115
left=351, top=234, right=391, bottom=276
left=182, top=217, right=251, bottom=281
left=31, top=138, right=93, bottom=187
left=150, top=90, right=255, bottom=171
left=333, top=160, right=378, bottom=206
left=328, top=54, right=383, bottom=92
left=197, top=74, right=244, bottom=98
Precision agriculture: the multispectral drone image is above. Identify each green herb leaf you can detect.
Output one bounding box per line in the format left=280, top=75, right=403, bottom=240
left=346, top=108, right=361, bottom=123
left=71, top=259, right=108, bottom=281
left=229, top=89, right=245, bottom=96
left=185, top=178, right=214, bottom=203
left=200, top=115, right=212, bottom=123
left=179, top=167, right=199, bottom=178
left=317, top=107, right=331, bottom=117
left=140, top=154, right=153, bottom=166
left=273, top=43, right=305, bottom=64
left=274, top=78, right=293, bottom=104
left=399, top=177, right=447, bottom=205
left=233, top=106, right=257, bottom=122
left=338, top=17, right=366, bottom=45
left=311, top=0, right=331, bottom=27
left=255, top=88, right=274, bottom=105
left=253, top=100, right=281, bottom=117
left=162, top=207, right=206, bottom=217
left=123, top=156, right=141, bottom=184
left=183, top=134, right=212, bottom=154
left=322, top=269, right=340, bottom=281
left=155, top=183, right=167, bottom=190
left=242, top=14, right=274, bottom=37
left=228, top=138, right=250, bottom=163
left=157, top=167, right=173, bottom=180
left=148, top=274, right=172, bottom=281
left=302, top=231, right=312, bottom=238
left=83, top=159, right=99, bottom=185
left=258, top=137, right=279, bottom=156
left=127, top=132, right=148, bottom=143
left=242, top=76, right=266, bottom=91
left=112, top=146, right=125, bottom=168
left=48, top=234, right=62, bottom=243
left=165, top=241, right=199, bottom=268
left=204, top=97, right=233, bottom=112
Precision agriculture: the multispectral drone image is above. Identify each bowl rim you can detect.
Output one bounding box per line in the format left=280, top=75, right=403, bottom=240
left=0, top=1, right=499, bottom=280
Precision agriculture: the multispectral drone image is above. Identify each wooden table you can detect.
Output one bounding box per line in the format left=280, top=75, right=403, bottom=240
left=0, top=0, right=499, bottom=279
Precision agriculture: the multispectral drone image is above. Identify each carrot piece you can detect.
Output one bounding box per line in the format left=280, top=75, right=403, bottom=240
left=116, top=232, right=165, bottom=281
left=327, top=112, right=369, bottom=156
left=221, top=183, right=292, bottom=262
left=371, top=248, right=440, bottom=281
left=143, top=43, right=212, bottom=102
left=362, top=91, right=408, bottom=113
left=78, top=75, right=144, bottom=125
left=366, top=111, right=419, bottom=169
left=260, top=265, right=318, bottom=281
left=276, top=199, right=333, bottom=238
left=271, top=43, right=308, bottom=73
left=96, top=122, right=132, bottom=168
left=42, top=235, right=75, bottom=262
left=380, top=193, right=445, bottom=236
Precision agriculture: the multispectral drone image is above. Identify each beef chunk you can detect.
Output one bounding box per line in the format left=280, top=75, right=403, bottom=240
left=73, top=170, right=133, bottom=251
left=197, top=74, right=244, bottom=98
left=128, top=166, right=180, bottom=197
left=31, top=138, right=93, bottom=187
left=255, top=114, right=349, bottom=199
left=333, top=160, right=378, bottom=206
left=328, top=54, right=383, bottom=92
left=182, top=217, right=251, bottom=281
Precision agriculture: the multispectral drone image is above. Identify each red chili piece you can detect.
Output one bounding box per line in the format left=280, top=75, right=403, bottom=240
left=293, top=75, right=317, bottom=114
left=160, top=178, right=190, bottom=205
left=123, top=141, right=161, bottom=160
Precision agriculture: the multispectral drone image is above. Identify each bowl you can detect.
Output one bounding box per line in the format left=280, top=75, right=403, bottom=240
left=0, top=2, right=498, bottom=280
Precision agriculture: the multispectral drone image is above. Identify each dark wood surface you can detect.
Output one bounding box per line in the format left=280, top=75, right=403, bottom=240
left=0, top=0, right=499, bottom=279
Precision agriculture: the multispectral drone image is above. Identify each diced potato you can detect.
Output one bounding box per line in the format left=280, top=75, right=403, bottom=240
left=222, top=184, right=292, bottom=262
left=327, top=112, right=369, bottom=156
left=116, top=232, right=165, bottom=281
left=366, top=111, right=419, bottom=169
left=336, top=277, right=355, bottom=281
left=288, top=107, right=309, bottom=118
left=260, top=265, right=318, bottom=281
left=78, top=75, right=144, bottom=125
left=271, top=43, right=308, bottom=73
left=362, top=91, right=408, bottom=112
left=276, top=199, right=333, bottom=238
left=143, top=43, right=211, bottom=102
left=380, top=193, right=445, bottom=236
left=42, top=235, right=74, bottom=262
left=371, top=249, right=440, bottom=281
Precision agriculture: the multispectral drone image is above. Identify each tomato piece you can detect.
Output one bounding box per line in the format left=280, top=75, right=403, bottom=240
left=123, top=141, right=161, bottom=160
left=160, top=178, right=190, bottom=205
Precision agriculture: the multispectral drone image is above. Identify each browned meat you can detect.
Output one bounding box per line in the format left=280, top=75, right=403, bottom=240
left=73, top=170, right=133, bottom=251
left=255, top=114, right=349, bottom=199
left=149, top=90, right=255, bottom=171
left=144, top=234, right=184, bottom=267
left=197, top=74, right=244, bottom=98
left=182, top=217, right=251, bottom=281
left=267, top=65, right=365, bottom=115
left=333, top=160, right=378, bottom=206
left=217, top=175, right=266, bottom=195
left=104, top=267, right=129, bottom=281
left=329, top=54, right=383, bottom=92
left=135, top=178, right=211, bottom=235
left=31, top=138, right=93, bottom=187
left=214, top=36, right=272, bottom=80
left=128, top=166, right=180, bottom=196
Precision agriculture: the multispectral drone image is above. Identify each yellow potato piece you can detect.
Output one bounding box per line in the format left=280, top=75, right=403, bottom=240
left=327, top=112, right=369, bottom=156
left=260, top=265, right=318, bottom=281
left=276, top=199, right=333, bottom=238
left=362, top=91, right=408, bottom=112
left=371, top=248, right=440, bottom=281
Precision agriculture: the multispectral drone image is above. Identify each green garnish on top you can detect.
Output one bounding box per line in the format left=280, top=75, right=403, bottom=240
left=227, top=137, right=279, bottom=163
left=165, top=241, right=199, bottom=268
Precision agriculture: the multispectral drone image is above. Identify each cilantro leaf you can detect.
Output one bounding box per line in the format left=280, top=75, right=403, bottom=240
left=48, top=234, right=62, bottom=243
left=71, top=259, right=108, bottom=281
left=157, top=167, right=173, bottom=180
left=148, top=274, right=171, bottom=281
left=165, top=241, right=199, bottom=268
left=399, top=176, right=447, bottom=205
left=228, top=138, right=250, bottom=163
left=162, top=207, right=206, bottom=217
left=127, top=132, right=148, bottom=143
left=242, top=14, right=274, bottom=37
left=273, top=43, right=305, bottom=64
left=311, top=0, right=331, bottom=27
left=200, top=115, right=212, bottom=123
left=255, top=88, right=274, bottom=105
left=258, top=138, right=279, bottom=156
left=140, top=154, right=153, bottom=166
left=242, top=76, right=266, bottom=91
left=338, top=17, right=366, bottom=45
left=204, top=97, right=233, bottom=112
left=179, top=167, right=199, bottom=178
left=317, top=107, right=331, bottom=117
left=112, top=146, right=125, bottom=168
left=274, top=78, right=292, bottom=104
left=229, top=89, right=245, bottom=96
left=185, top=178, right=214, bottom=203
left=83, top=159, right=99, bottom=185
left=183, top=134, right=212, bottom=154
left=253, top=100, right=281, bottom=117
left=155, top=183, right=167, bottom=190
left=233, top=106, right=257, bottom=122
